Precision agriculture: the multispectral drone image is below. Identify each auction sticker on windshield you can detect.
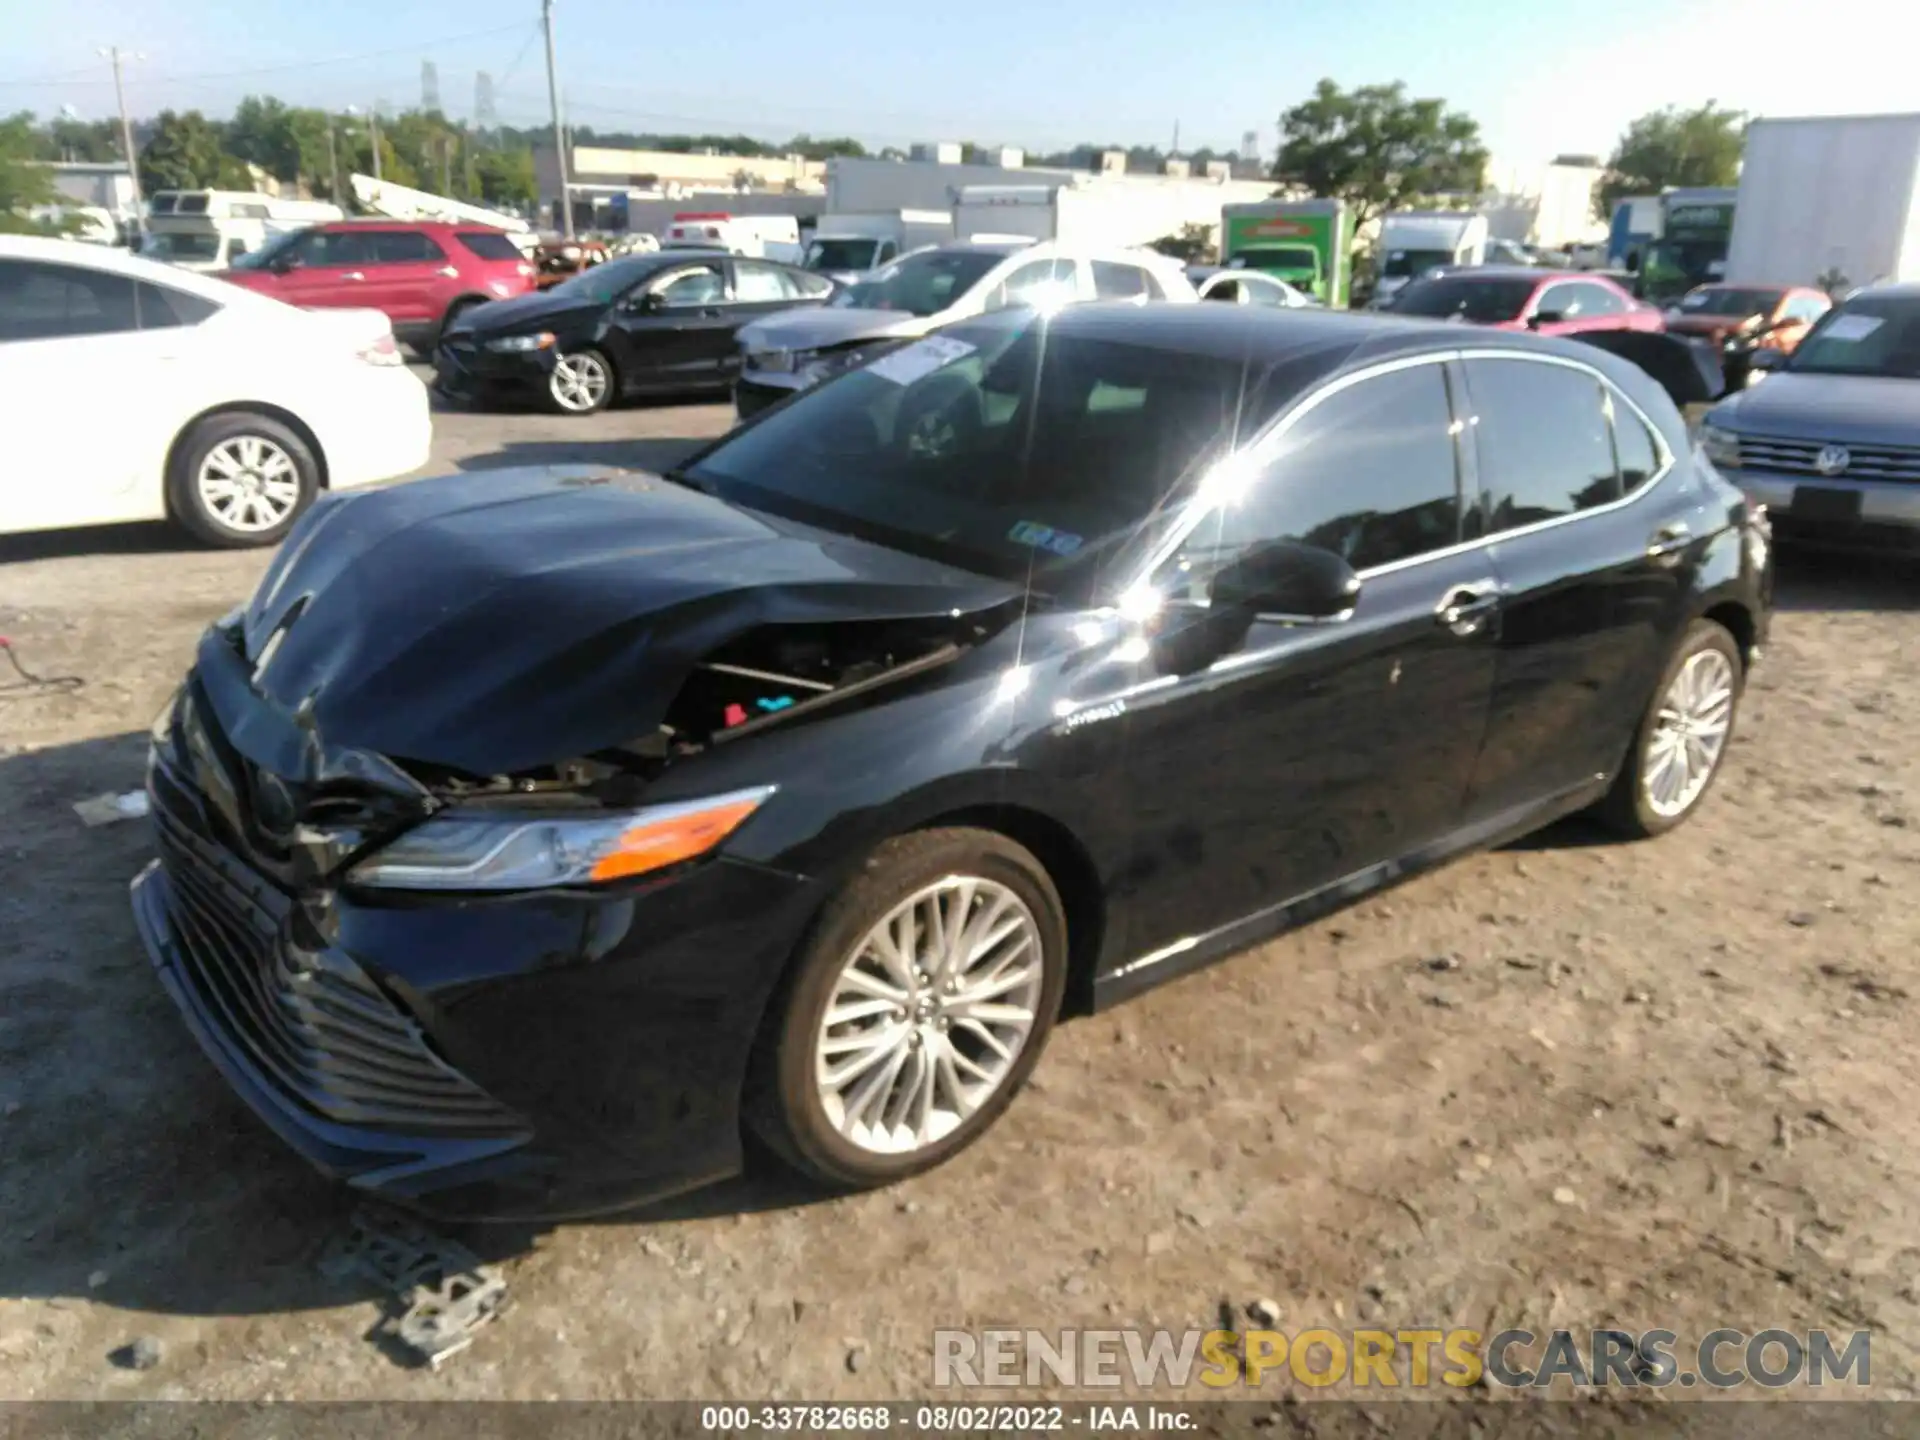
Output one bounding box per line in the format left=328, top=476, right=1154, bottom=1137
left=868, top=335, right=977, bottom=386
left=1821, top=315, right=1883, bottom=343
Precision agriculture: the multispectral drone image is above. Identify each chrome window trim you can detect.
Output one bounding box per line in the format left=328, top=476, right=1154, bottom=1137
left=1128, top=346, right=1678, bottom=596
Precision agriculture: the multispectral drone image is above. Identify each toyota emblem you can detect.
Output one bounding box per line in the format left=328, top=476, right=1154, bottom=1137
left=1815, top=444, right=1851, bottom=477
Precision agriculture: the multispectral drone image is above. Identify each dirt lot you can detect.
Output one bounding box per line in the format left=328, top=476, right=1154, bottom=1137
left=2, top=381, right=1918, bottom=1405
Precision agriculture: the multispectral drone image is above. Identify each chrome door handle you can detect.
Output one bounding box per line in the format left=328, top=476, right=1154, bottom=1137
left=340, top=271, right=365, bottom=281
left=1435, top=577, right=1503, bottom=636
left=1647, top=521, right=1692, bottom=558
left=436, top=265, right=460, bottom=278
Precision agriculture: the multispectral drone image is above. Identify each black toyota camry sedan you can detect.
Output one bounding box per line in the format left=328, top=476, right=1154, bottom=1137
left=433, top=248, right=834, bottom=415
left=134, top=303, right=1772, bottom=1220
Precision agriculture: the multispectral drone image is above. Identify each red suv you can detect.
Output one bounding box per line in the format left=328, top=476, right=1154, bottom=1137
left=222, top=221, right=537, bottom=353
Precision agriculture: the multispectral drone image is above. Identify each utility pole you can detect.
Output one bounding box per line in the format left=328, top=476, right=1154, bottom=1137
left=100, top=47, right=145, bottom=242
left=325, top=120, right=342, bottom=205
left=369, top=105, right=383, bottom=182
left=542, top=0, right=575, bottom=237
left=440, top=135, right=453, bottom=197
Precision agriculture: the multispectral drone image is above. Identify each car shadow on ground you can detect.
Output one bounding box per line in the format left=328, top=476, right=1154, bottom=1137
left=452, top=436, right=719, bottom=476
left=0, top=731, right=842, bottom=1327
left=1769, top=546, right=1920, bottom=614
left=0, top=521, right=203, bottom=565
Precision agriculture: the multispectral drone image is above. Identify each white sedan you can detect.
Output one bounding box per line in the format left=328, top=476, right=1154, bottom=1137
left=0, top=235, right=431, bottom=547
left=1186, top=265, right=1319, bottom=308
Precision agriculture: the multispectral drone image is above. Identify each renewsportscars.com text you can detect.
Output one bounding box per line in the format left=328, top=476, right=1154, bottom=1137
left=933, top=1327, right=1871, bottom=1390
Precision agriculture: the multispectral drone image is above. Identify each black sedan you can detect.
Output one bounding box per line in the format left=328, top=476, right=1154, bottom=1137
left=133, top=304, right=1771, bottom=1220
left=433, top=249, right=835, bottom=415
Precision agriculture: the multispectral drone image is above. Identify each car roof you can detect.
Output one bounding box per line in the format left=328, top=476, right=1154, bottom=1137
left=1854, top=281, right=1920, bottom=301
left=324, top=218, right=517, bottom=233
left=0, top=233, right=280, bottom=307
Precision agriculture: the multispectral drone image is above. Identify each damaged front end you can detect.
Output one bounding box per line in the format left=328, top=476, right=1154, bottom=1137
left=130, top=468, right=1028, bottom=1216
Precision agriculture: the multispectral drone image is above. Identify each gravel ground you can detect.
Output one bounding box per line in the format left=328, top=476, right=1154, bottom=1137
left=2, top=380, right=1918, bottom=1404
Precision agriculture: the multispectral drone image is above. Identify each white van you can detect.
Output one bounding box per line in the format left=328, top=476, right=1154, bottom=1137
left=1372, top=211, right=1490, bottom=306
left=661, top=212, right=802, bottom=262
left=802, top=210, right=955, bottom=281
left=140, top=191, right=345, bottom=271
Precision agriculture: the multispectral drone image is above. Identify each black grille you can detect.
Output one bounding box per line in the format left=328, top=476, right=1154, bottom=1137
left=1740, top=433, right=1920, bottom=483
left=148, top=756, right=522, bottom=1137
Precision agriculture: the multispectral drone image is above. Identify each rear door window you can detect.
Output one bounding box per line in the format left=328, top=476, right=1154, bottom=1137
left=456, top=232, right=525, bottom=262
left=732, top=260, right=799, bottom=302
left=1465, top=358, right=1623, bottom=529
left=367, top=231, right=447, bottom=264
left=1091, top=261, right=1151, bottom=301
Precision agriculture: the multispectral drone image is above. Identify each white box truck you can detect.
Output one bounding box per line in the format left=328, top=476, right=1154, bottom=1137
left=1371, top=210, right=1490, bottom=306
left=802, top=209, right=954, bottom=281
left=953, top=182, right=1179, bottom=249
left=1725, top=113, right=1920, bottom=293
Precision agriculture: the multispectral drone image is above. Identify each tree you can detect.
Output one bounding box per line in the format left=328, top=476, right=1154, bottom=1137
left=1149, top=221, right=1214, bottom=263
left=0, top=111, right=64, bottom=232
left=139, top=109, right=251, bottom=192
left=225, top=95, right=334, bottom=191
left=786, top=134, right=866, bottom=160
left=472, top=148, right=535, bottom=207
left=1594, top=102, right=1744, bottom=219
left=1272, top=79, right=1488, bottom=232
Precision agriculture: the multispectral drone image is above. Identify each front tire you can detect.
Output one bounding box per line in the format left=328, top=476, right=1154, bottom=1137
left=166, top=412, right=319, bottom=548
left=1595, top=619, right=1743, bottom=838
left=746, top=828, right=1068, bottom=1191
left=546, top=346, right=615, bottom=415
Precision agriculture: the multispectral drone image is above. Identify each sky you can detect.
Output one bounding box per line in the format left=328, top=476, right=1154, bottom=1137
left=4, top=0, right=1914, bottom=168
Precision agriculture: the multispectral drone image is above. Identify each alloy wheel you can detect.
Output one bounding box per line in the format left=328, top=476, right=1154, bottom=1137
left=550, top=352, right=610, bottom=412
left=814, top=875, right=1044, bottom=1155
left=1642, top=648, right=1736, bottom=819
left=195, top=436, right=301, bottom=534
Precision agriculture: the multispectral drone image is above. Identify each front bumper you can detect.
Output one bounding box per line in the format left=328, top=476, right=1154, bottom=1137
left=131, top=685, right=822, bottom=1221
left=1728, top=470, right=1920, bottom=552
left=433, top=338, right=554, bottom=407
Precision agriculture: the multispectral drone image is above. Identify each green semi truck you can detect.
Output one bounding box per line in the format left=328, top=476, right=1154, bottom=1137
left=1219, top=199, right=1353, bottom=308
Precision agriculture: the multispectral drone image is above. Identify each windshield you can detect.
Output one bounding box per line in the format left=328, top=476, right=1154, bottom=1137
left=1231, top=245, right=1319, bottom=276
left=547, top=254, right=675, bottom=302
left=805, top=238, right=881, bottom=272
left=1788, top=294, right=1920, bottom=379
left=228, top=228, right=305, bottom=271
left=1387, top=275, right=1535, bottom=323
left=1677, top=286, right=1781, bottom=317
left=829, top=250, right=1003, bottom=317
left=683, top=318, right=1279, bottom=584
left=140, top=231, right=223, bottom=263
left=1382, top=248, right=1455, bottom=280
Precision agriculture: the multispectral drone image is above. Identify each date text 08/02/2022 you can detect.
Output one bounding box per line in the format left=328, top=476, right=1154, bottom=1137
left=697, top=1405, right=1189, bottom=1432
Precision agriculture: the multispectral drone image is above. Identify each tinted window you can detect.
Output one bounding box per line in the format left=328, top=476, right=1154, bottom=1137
left=1467, top=359, right=1621, bottom=530
left=1389, top=275, right=1535, bottom=323
left=685, top=317, right=1277, bottom=584
left=1091, top=261, right=1149, bottom=301
left=457, top=232, right=525, bottom=262
left=0, top=261, right=141, bottom=340
left=292, top=230, right=373, bottom=266
left=733, top=260, right=798, bottom=302
left=1534, top=284, right=1580, bottom=318
left=1611, top=399, right=1661, bottom=492
left=1170, top=364, right=1461, bottom=589
left=649, top=263, right=725, bottom=307
left=368, top=231, right=446, bottom=263
left=138, top=281, right=221, bottom=329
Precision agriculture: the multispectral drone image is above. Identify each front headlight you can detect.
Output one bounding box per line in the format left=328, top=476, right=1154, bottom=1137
left=484, top=331, right=556, bottom=354
left=1701, top=424, right=1742, bottom=469
left=749, top=348, right=796, bottom=373
left=347, top=785, right=775, bottom=891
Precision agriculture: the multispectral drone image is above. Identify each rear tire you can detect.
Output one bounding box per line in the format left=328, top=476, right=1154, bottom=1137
left=546, top=346, right=616, bottom=415
left=745, top=828, right=1068, bottom=1191
left=1594, top=619, right=1743, bottom=838
left=166, top=412, right=319, bottom=549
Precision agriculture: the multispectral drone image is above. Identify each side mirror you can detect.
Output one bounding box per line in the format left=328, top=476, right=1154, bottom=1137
left=1209, top=540, right=1360, bottom=621
left=1527, top=309, right=1565, bottom=329
left=269, top=254, right=297, bottom=275
left=627, top=291, right=665, bottom=314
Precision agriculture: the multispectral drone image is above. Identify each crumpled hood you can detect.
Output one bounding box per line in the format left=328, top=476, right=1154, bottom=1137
left=1715, top=372, right=1920, bottom=445
left=738, top=306, right=930, bottom=353
left=235, top=465, right=1017, bottom=776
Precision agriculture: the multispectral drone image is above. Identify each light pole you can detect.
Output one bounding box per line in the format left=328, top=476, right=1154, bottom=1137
left=99, top=47, right=145, bottom=242
left=542, top=0, right=574, bottom=238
